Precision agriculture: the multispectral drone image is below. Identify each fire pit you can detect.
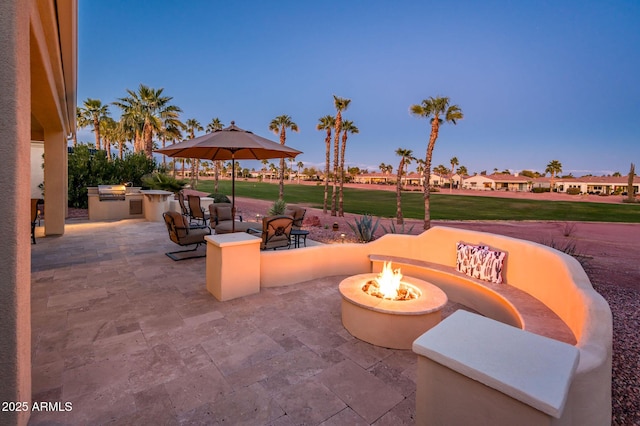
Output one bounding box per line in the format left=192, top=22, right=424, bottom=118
left=339, top=262, right=447, bottom=349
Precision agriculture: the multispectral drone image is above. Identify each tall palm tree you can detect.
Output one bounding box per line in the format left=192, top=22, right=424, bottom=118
left=113, top=84, right=181, bottom=158
left=74, top=107, right=91, bottom=147
left=185, top=118, right=204, bottom=186
left=449, top=156, right=459, bottom=192
left=410, top=96, right=464, bottom=230
left=99, top=117, right=118, bottom=160
left=332, top=96, right=351, bottom=216
left=297, top=161, right=304, bottom=184
left=206, top=118, right=225, bottom=192
left=545, top=160, right=563, bottom=193
left=338, top=120, right=358, bottom=216
left=316, top=115, right=335, bottom=214
left=78, top=98, right=109, bottom=150
left=269, top=115, right=299, bottom=200
left=395, top=148, right=414, bottom=224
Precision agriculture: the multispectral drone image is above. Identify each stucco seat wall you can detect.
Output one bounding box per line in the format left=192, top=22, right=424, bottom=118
left=257, top=226, right=612, bottom=425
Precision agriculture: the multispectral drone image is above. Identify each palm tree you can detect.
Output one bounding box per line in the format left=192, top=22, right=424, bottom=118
left=206, top=118, right=225, bottom=192
left=332, top=96, right=351, bottom=216
left=185, top=118, right=204, bottom=186
left=545, top=160, right=563, bottom=192
left=297, top=161, right=304, bottom=184
left=457, top=165, right=468, bottom=176
left=99, top=117, right=118, bottom=160
left=317, top=115, right=335, bottom=214
left=78, top=98, right=109, bottom=150
left=449, top=156, right=459, bottom=192
left=268, top=115, right=299, bottom=200
left=410, top=96, right=464, bottom=230
left=113, top=84, right=181, bottom=158
left=338, top=120, right=358, bottom=216
left=75, top=107, right=91, bottom=147
left=395, top=148, right=414, bottom=224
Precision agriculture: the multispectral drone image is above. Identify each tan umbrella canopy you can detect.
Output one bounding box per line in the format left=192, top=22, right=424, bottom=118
left=156, top=121, right=302, bottom=232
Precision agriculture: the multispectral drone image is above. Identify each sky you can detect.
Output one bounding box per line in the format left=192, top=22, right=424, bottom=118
left=77, top=0, right=640, bottom=177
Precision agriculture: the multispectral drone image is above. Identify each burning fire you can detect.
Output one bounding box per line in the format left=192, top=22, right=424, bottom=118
left=375, top=261, right=403, bottom=299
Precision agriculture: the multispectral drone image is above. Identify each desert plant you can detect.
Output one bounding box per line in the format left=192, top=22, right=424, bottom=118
left=209, top=193, right=231, bottom=203
left=623, top=163, right=637, bottom=204
left=348, top=214, right=380, bottom=243
left=268, top=199, right=287, bottom=216
left=141, top=172, right=186, bottom=192
left=381, top=219, right=415, bottom=235
left=562, top=222, right=577, bottom=237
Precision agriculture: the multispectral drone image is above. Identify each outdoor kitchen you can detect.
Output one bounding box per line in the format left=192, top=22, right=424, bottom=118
left=87, top=185, right=173, bottom=222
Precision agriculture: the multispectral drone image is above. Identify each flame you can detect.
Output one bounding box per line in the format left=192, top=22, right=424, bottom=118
left=375, top=262, right=403, bottom=299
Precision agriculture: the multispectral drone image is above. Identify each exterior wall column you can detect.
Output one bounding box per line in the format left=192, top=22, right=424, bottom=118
left=0, top=0, right=32, bottom=425
left=44, top=129, right=67, bottom=235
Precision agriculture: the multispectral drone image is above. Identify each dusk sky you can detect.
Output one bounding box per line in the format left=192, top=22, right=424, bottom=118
left=77, top=0, right=640, bottom=176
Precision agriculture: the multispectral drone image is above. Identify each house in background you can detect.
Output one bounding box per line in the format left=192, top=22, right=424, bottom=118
left=555, top=175, right=639, bottom=195
left=462, top=174, right=532, bottom=191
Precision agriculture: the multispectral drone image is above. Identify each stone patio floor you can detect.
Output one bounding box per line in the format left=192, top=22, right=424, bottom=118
left=29, top=218, right=466, bottom=425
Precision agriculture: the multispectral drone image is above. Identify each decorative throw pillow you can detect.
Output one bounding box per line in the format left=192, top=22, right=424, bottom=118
left=470, top=248, right=507, bottom=284
left=456, top=242, right=489, bottom=275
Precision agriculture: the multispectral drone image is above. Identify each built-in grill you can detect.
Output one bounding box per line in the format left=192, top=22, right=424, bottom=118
left=97, top=184, right=126, bottom=201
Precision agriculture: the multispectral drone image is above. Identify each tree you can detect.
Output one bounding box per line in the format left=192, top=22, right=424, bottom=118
left=99, top=117, right=118, bottom=161
left=395, top=148, right=414, bottom=224
left=332, top=96, right=351, bottom=216
left=449, top=156, right=459, bottom=191
left=410, top=96, right=464, bottom=230
left=78, top=98, right=109, bottom=151
left=113, top=84, right=181, bottom=158
left=206, top=118, right=225, bottom=192
left=185, top=118, right=203, bottom=186
left=297, top=161, right=304, bottom=184
left=457, top=165, right=468, bottom=176
left=545, top=160, right=563, bottom=192
left=316, top=115, right=335, bottom=213
left=626, top=163, right=636, bottom=203
left=338, top=120, right=359, bottom=216
left=269, top=115, right=299, bottom=200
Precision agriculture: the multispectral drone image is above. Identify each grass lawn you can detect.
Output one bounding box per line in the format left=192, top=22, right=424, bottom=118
left=196, top=180, right=640, bottom=223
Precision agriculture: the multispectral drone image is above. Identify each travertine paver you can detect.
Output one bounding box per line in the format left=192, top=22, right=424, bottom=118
left=30, top=219, right=422, bottom=425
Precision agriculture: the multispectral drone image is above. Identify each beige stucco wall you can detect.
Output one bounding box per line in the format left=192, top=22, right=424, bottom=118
left=1, top=1, right=76, bottom=424
left=259, top=226, right=612, bottom=425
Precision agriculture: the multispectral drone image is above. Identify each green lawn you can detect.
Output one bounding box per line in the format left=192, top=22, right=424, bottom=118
left=195, top=180, right=640, bottom=223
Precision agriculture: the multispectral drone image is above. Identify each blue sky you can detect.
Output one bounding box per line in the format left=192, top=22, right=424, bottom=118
left=77, top=0, right=640, bottom=176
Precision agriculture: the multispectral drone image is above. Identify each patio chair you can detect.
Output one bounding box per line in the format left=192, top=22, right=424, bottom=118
left=176, top=191, right=190, bottom=216
left=31, top=198, right=44, bottom=244
left=163, top=211, right=211, bottom=261
left=247, top=215, right=293, bottom=250
left=187, top=195, right=210, bottom=227
left=209, top=202, right=243, bottom=231
left=284, top=205, right=306, bottom=230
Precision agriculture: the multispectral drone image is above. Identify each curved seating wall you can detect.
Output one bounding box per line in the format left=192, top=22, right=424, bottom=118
left=258, top=225, right=612, bottom=426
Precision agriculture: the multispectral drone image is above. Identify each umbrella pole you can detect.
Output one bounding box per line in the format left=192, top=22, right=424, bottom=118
left=231, top=154, right=236, bottom=233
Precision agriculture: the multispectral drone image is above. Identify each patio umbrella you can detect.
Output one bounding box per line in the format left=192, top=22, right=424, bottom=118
left=156, top=121, right=302, bottom=232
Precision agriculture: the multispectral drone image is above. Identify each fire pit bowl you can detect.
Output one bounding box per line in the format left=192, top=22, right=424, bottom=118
left=339, top=273, right=447, bottom=349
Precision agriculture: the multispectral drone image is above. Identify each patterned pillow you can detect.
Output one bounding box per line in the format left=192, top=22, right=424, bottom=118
left=470, top=248, right=507, bottom=284
left=456, top=242, right=489, bottom=275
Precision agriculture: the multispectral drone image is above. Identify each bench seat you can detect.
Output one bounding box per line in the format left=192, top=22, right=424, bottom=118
left=370, top=254, right=576, bottom=345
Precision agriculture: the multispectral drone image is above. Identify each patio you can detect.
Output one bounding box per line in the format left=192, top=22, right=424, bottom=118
left=30, top=218, right=442, bottom=425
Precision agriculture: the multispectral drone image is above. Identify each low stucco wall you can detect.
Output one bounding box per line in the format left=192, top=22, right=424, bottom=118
left=259, top=225, right=612, bottom=425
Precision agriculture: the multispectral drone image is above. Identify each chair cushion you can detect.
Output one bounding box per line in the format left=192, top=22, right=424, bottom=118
left=216, top=205, right=232, bottom=222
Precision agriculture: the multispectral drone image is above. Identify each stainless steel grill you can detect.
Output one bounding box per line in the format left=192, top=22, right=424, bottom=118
left=98, top=185, right=126, bottom=201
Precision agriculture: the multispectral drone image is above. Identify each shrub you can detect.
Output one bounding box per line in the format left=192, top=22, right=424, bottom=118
left=348, top=214, right=380, bottom=243
left=141, top=172, right=186, bottom=192
left=381, top=220, right=415, bottom=235
left=209, top=193, right=231, bottom=203
left=532, top=187, right=550, bottom=193
left=566, top=187, right=581, bottom=195
left=268, top=199, right=287, bottom=215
